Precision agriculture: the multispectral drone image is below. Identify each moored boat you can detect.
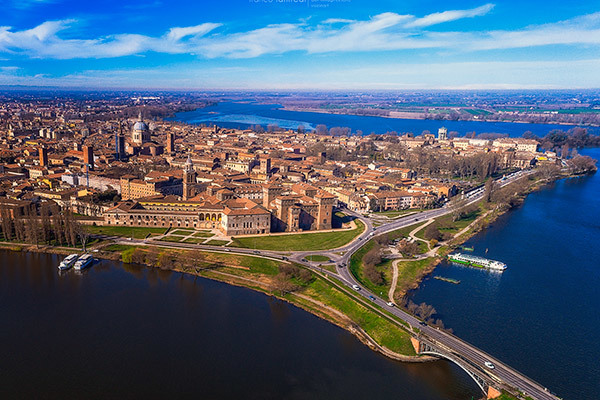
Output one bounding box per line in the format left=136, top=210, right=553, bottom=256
left=58, top=254, right=79, bottom=271
left=74, top=254, right=94, bottom=271
left=448, top=252, right=507, bottom=271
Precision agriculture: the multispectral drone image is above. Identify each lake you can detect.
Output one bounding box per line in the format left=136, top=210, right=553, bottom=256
left=168, top=101, right=597, bottom=137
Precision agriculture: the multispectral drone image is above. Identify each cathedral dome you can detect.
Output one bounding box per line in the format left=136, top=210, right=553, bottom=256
left=133, top=120, right=149, bottom=132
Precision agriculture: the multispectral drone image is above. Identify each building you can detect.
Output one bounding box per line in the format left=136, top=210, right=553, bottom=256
left=115, top=132, right=125, bottom=160
left=120, top=174, right=182, bottom=200
left=166, top=132, right=175, bottom=154
left=132, top=112, right=151, bottom=145
left=39, top=146, right=48, bottom=167
left=438, top=127, right=448, bottom=141
left=182, top=155, right=196, bottom=201
left=83, top=145, right=93, bottom=171
left=103, top=195, right=271, bottom=235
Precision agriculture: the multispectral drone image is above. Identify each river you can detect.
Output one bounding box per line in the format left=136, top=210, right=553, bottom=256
left=411, top=147, right=600, bottom=400
left=167, top=101, right=598, bottom=137
left=0, top=251, right=482, bottom=399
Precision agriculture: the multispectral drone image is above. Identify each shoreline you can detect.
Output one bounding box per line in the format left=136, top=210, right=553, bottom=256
left=280, top=105, right=600, bottom=128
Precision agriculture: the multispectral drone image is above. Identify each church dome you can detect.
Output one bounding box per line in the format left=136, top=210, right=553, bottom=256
left=133, top=121, right=149, bottom=131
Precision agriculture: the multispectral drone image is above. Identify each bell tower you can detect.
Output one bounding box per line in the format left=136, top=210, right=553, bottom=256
left=183, top=155, right=196, bottom=201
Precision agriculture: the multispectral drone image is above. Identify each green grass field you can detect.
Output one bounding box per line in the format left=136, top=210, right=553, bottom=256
left=86, top=225, right=167, bottom=239
left=205, top=239, right=230, bottom=246
left=302, top=278, right=415, bottom=355
left=229, top=221, right=364, bottom=251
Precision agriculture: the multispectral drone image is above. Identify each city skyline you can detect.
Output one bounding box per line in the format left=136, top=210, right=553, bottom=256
left=1, top=0, right=599, bottom=89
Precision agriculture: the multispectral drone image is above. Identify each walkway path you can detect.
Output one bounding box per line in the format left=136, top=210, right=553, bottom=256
left=388, top=259, right=400, bottom=303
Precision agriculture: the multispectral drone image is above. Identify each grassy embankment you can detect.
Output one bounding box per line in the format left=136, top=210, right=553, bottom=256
left=229, top=220, right=365, bottom=251
left=100, top=243, right=416, bottom=357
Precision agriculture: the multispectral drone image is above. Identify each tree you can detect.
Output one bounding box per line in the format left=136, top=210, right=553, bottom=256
left=483, top=178, right=496, bottom=203
left=424, top=223, right=443, bottom=241
left=398, top=239, right=419, bottom=257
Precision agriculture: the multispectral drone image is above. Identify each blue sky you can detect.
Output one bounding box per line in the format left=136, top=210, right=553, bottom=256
left=0, top=0, right=599, bottom=89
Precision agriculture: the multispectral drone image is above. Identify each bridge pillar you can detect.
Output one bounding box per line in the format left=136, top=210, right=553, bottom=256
left=410, top=337, right=421, bottom=354
left=486, top=386, right=502, bottom=399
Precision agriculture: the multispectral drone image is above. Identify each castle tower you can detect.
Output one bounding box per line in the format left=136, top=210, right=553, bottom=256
left=316, top=192, right=335, bottom=230
left=182, top=155, right=196, bottom=201
left=262, top=184, right=282, bottom=208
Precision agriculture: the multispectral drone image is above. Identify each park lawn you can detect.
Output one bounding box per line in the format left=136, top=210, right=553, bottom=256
left=158, top=235, right=185, bottom=243
left=394, top=258, right=435, bottom=297
left=193, top=232, right=214, bottom=238
left=183, top=237, right=208, bottom=244
left=302, top=278, right=415, bottom=356
left=104, top=244, right=136, bottom=252
left=196, top=251, right=280, bottom=275
left=321, top=264, right=338, bottom=273
left=349, top=240, right=391, bottom=296
left=86, top=225, right=167, bottom=239
left=169, top=229, right=196, bottom=235
left=305, top=255, right=330, bottom=262
left=229, top=220, right=365, bottom=251
left=205, top=239, right=230, bottom=246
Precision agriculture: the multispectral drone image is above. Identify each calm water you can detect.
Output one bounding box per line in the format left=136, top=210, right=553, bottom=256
left=412, top=147, right=600, bottom=400
left=168, top=101, right=597, bottom=137
left=0, top=251, right=481, bottom=400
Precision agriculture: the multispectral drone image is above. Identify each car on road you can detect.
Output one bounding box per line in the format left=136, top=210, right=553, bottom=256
left=419, top=321, right=427, bottom=326
left=414, top=218, right=419, bottom=221
left=484, top=361, right=495, bottom=369
left=352, top=285, right=360, bottom=290
left=282, top=256, right=288, bottom=261
left=224, top=248, right=231, bottom=252
left=368, top=295, right=376, bottom=301
left=386, top=302, right=394, bottom=307
left=253, top=250, right=260, bottom=254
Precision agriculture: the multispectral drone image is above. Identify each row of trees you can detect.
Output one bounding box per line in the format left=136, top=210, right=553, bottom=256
left=0, top=205, right=88, bottom=248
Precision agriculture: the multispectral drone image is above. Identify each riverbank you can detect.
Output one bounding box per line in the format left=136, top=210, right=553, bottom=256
left=280, top=105, right=600, bottom=128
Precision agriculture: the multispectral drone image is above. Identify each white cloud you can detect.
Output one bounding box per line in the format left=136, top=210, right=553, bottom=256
left=0, top=7, right=599, bottom=60
left=3, top=59, right=599, bottom=89
left=405, top=3, right=495, bottom=28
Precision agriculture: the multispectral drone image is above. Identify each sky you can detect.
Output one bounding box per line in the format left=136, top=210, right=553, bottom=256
left=0, top=0, right=599, bottom=89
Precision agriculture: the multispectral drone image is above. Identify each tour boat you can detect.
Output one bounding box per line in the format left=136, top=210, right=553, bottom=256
left=58, top=254, right=79, bottom=271
left=448, top=253, right=507, bottom=271
left=74, top=254, right=94, bottom=271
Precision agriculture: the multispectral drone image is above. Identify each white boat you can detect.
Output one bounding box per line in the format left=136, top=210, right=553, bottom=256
left=58, top=254, right=79, bottom=271
left=74, top=254, right=94, bottom=271
left=448, top=253, right=507, bottom=271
